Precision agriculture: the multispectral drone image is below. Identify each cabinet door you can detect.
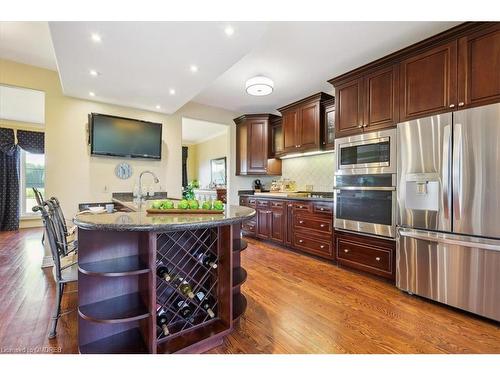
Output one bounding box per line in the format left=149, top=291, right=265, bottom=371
left=323, top=104, right=335, bottom=150
left=270, top=209, right=285, bottom=243
left=285, top=202, right=294, bottom=246
left=247, top=119, right=268, bottom=174
left=335, top=78, right=364, bottom=137
left=282, top=109, right=299, bottom=152
left=298, top=101, right=320, bottom=151
left=256, top=209, right=271, bottom=239
left=364, top=65, right=399, bottom=130
left=458, top=24, right=500, bottom=109
left=235, top=121, right=247, bottom=175
left=400, top=41, right=458, bottom=121
left=270, top=122, right=283, bottom=158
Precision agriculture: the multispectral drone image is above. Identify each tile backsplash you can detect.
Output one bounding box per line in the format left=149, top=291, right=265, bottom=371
left=282, top=152, right=335, bottom=192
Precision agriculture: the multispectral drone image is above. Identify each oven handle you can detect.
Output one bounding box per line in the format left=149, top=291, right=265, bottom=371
left=335, top=186, right=396, bottom=191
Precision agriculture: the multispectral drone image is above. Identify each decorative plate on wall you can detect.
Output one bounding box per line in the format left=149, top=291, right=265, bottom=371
left=115, top=162, right=132, bottom=179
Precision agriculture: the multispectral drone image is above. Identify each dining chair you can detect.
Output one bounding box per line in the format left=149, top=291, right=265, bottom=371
left=33, top=201, right=78, bottom=339
left=48, top=197, right=78, bottom=256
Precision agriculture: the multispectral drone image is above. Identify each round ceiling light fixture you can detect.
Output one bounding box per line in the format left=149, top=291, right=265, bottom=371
left=245, top=76, right=274, bottom=96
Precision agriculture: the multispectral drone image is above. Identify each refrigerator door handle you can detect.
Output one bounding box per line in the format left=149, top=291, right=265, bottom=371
left=442, top=125, right=451, bottom=219
left=398, top=228, right=500, bottom=252
left=453, top=123, right=463, bottom=220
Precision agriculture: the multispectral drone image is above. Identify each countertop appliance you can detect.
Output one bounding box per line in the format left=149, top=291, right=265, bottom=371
left=252, top=179, right=263, bottom=191
left=396, top=103, right=500, bottom=321
left=334, top=129, right=397, bottom=238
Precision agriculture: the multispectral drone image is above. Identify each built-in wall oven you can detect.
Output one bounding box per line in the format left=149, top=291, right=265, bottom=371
left=334, top=129, right=397, bottom=238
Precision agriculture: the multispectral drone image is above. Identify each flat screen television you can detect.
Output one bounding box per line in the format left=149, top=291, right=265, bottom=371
left=89, top=113, right=162, bottom=159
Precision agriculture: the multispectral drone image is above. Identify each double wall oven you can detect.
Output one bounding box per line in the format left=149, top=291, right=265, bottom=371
left=334, top=129, right=397, bottom=238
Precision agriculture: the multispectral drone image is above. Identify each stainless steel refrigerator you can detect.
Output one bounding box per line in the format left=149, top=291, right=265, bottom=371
left=396, top=103, right=500, bottom=321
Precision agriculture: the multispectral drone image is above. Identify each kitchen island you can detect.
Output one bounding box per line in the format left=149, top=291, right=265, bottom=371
left=73, top=201, right=255, bottom=354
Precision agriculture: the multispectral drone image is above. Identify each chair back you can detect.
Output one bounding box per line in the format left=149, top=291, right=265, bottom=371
left=32, top=187, right=44, bottom=206
left=33, top=203, right=64, bottom=281
left=49, top=197, right=69, bottom=237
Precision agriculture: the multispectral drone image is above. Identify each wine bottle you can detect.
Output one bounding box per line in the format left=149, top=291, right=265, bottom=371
left=175, top=298, right=194, bottom=319
left=156, top=307, right=170, bottom=336
left=195, top=291, right=215, bottom=318
left=196, top=252, right=217, bottom=269
left=156, top=263, right=172, bottom=282
left=178, top=279, right=195, bottom=299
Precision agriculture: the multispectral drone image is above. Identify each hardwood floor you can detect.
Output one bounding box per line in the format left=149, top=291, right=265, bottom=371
left=1, top=228, right=499, bottom=354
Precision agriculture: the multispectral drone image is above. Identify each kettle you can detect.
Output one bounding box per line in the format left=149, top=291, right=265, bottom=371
left=253, top=179, right=263, bottom=191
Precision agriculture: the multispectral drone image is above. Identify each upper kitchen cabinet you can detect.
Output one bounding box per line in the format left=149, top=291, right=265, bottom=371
left=329, top=23, right=500, bottom=127
left=457, top=23, right=500, bottom=109
left=269, top=116, right=284, bottom=158
left=323, top=98, right=335, bottom=150
left=234, top=114, right=282, bottom=176
left=277, top=92, right=334, bottom=154
left=331, top=64, right=399, bottom=137
left=400, top=41, right=458, bottom=121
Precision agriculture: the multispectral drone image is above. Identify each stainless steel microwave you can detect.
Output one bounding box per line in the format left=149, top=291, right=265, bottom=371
left=335, top=129, right=397, bottom=175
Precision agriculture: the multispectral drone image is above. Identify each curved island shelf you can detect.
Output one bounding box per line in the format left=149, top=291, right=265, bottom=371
left=79, top=255, right=149, bottom=277
left=74, top=202, right=255, bottom=354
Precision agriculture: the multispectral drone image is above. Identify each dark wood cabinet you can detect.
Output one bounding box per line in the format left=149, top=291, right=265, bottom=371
left=400, top=41, right=458, bottom=121
left=278, top=92, right=334, bottom=154
left=269, top=116, right=283, bottom=158
left=234, top=114, right=282, bottom=176
left=330, top=23, right=500, bottom=128
left=256, top=208, right=271, bottom=239
left=458, top=23, right=500, bottom=109
left=335, top=78, right=364, bottom=137
left=284, top=202, right=294, bottom=246
left=334, top=65, right=399, bottom=138
left=322, top=98, right=335, bottom=150
left=270, top=208, right=285, bottom=243
left=335, top=231, right=395, bottom=280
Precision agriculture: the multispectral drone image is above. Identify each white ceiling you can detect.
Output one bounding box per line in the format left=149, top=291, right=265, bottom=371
left=182, top=117, right=228, bottom=145
left=48, top=21, right=269, bottom=114
left=194, top=21, right=460, bottom=113
left=1, top=21, right=461, bottom=116
left=0, top=22, right=57, bottom=70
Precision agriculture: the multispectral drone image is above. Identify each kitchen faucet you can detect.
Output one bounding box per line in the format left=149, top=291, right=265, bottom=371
left=138, top=170, right=160, bottom=201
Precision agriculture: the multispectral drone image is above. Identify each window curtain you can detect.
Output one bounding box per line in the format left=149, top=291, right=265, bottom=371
left=0, top=128, right=20, bottom=231
left=17, top=130, right=45, bottom=154
left=182, top=146, right=188, bottom=188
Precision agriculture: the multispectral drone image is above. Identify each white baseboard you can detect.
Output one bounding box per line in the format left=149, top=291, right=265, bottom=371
left=41, top=256, right=54, bottom=268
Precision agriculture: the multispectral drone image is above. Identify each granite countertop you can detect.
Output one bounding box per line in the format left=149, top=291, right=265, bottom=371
left=238, top=192, right=334, bottom=202
left=74, top=197, right=255, bottom=232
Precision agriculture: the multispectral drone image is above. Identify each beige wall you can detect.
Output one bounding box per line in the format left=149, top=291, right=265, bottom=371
left=184, top=143, right=198, bottom=183
left=0, top=59, right=245, bottom=221
left=184, top=133, right=228, bottom=188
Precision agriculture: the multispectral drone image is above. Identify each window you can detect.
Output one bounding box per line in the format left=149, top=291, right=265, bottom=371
left=19, top=149, right=45, bottom=216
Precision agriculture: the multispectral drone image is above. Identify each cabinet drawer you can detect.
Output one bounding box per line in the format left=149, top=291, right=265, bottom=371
left=242, top=219, right=256, bottom=234
left=270, top=200, right=285, bottom=209
left=336, top=236, right=394, bottom=278
left=293, top=233, right=333, bottom=259
left=294, top=216, right=332, bottom=235
left=312, top=202, right=333, bottom=215
left=247, top=198, right=256, bottom=207
left=239, top=197, right=248, bottom=206
left=256, top=199, right=269, bottom=208
left=292, top=201, right=312, bottom=213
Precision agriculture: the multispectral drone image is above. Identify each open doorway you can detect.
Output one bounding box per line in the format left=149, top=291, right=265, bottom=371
left=181, top=117, right=230, bottom=204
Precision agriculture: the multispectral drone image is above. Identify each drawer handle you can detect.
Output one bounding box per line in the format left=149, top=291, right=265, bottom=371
left=299, top=220, right=304, bottom=224
left=298, top=205, right=304, bottom=209
left=320, top=245, right=325, bottom=249
left=344, top=249, right=349, bottom=253
left=320, top=208, right=324, bottom=211
left=375, top=257, right=381, bottom=261
left=320, top=224, right=326, bottom=228
left=298, top=239, right=304, bottom=243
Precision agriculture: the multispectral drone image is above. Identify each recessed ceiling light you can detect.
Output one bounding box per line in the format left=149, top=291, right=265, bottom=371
left=91, top=33, right=101, bottom=43
left=245, top=76, right=274, bottom=96
left=224, top=25, right=234, bottom=37
left=89, top=69, right=99, bottom=76
left=169, top=89, right=176, bottom=95
left=89, top=91, right=95, bottom=97
left=156, top=105, right=161, bottom=110
left=190, top=65, right=198, bottom=73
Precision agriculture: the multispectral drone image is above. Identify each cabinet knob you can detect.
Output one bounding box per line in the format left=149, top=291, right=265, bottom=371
left=363, top=124, right=367, bottom=128
left=344, top=249, right=349, bottom=253
left=298, top=145, right=301, bottom=148
left=299, top=220, right=304, bottom=224
left=320, top=245, right=325, bottom=249
left=298, top=239, right=304, bottom=243
left=320, top=208, right=324, bottom=211
left=458, top=102, right=465, bottom=107
left=358, top=125, right=363, bottom=128
left=320, top=224, right=326, bottom=228
left=449, top=104, right=455, bottom=108
left=375, top=257, right=381, bottom=261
